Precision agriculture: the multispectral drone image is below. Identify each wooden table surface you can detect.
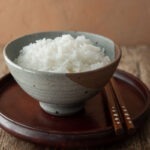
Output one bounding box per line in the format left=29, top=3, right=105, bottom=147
left=0, top=45, right=150, bottom=150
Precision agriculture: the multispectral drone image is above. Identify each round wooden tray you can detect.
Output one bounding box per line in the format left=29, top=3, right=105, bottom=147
left=0, top=70, right=150, bottom=148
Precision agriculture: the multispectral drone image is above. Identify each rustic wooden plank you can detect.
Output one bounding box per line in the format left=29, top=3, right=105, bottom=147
left=118, top=45, right=150, bottom=89
left=0, top=45, right=150, bottom=150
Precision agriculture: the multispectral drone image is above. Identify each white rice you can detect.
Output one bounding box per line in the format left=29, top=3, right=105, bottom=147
left=15, top=34, right=111, bottom=73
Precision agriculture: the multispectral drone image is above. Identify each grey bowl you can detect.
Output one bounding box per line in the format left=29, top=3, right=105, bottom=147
left=3, top=31, right=121, bottom=116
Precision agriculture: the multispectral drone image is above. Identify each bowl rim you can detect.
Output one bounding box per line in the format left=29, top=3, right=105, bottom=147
left=3, top=31, right=122, bottom=75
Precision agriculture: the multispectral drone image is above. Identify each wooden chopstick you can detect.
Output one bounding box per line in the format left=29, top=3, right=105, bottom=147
left=110, top=78, right=136, bottom=134
left=104, top=83, right=124, bottom=135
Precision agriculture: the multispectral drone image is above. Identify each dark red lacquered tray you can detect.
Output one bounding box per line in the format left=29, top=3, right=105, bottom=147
left=0, top=70, right=150, bottom=148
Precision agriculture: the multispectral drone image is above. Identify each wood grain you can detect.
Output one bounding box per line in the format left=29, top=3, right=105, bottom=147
left=0, top=45, right=150, bottom=149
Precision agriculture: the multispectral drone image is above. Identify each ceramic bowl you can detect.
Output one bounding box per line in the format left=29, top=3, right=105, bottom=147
left=3, top=31, right=121, bottom=116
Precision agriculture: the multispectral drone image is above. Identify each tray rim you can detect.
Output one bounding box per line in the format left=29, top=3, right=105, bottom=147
left=0, top=69, right=150, bottom=147
left=0, top=69, right=150, bottom=134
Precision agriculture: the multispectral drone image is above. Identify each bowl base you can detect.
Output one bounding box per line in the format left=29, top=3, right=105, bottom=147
left=39, top=102, right=84, bottom=116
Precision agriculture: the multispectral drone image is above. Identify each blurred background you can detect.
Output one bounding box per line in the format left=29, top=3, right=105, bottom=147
left=0, top=0, right=150, bottom=45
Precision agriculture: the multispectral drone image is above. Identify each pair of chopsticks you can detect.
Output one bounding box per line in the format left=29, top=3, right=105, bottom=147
left=104, top=78, right=135, bottom=135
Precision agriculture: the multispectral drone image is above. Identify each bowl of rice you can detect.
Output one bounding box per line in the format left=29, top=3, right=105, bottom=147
left=3, top=31, right=121, bottom=116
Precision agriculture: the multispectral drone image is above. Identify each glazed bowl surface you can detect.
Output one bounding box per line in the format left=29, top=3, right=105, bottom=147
left=3, top=31, right=121, bottom=116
